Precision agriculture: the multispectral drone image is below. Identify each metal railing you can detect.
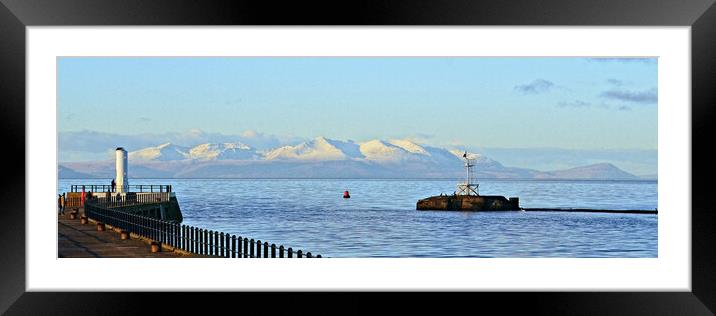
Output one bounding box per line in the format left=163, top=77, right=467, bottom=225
left=63, top=192, right=170, bottom=210
left=70, top=184, right=172, bottom=193
left=83, top=198, right=321, bottom=258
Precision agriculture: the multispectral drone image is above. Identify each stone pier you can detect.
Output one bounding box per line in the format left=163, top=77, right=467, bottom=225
left=58, top=209, right=198, bottom=258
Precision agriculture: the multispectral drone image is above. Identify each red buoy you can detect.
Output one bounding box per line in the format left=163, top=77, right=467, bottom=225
left=343, top=191, right=351, bottom=199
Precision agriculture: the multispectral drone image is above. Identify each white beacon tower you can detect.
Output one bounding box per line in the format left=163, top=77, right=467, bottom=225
left=115, top=147, right=128, bottom=194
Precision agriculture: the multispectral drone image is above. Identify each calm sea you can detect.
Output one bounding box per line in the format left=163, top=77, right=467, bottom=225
left=58, top=178, right=658, bottom=258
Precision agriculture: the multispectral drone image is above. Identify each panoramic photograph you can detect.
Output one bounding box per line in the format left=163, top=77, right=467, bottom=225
left=57, top=57, right=657, bottom=258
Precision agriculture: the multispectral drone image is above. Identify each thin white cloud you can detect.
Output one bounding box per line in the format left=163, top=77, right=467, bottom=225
left=514, top=79, right=555, bottom=94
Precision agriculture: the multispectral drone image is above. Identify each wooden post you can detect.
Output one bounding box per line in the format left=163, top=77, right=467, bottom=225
left=256, top=240, right=262, bottom=258
left=271, top=244, right=276, bottom=258
left=151, top=241, right=161, bottom=253
left=231, top=235, right=237, bottom=258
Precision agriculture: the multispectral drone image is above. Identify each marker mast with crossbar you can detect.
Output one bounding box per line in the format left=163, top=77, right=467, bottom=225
left=456, top=151, right=479, bottom=196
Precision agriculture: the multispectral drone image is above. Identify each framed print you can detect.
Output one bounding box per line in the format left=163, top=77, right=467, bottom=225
left=2, top=0, right=715, bottom=314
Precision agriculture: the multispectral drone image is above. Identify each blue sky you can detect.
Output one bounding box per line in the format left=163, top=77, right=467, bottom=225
left=59, top=57, right=657, bottom=151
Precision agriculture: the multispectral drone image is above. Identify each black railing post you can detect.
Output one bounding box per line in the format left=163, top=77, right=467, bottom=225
left=256, top=240, right=261, bottom=258
left=208, top=230, right=214, bottom=256
left=166, top=222, right=171, bottom=246
left=243, top=237, right=248, bottom=258
left=149, top=217, right=154, bottom=241
left=181, top=225, right=186, bottom=250
left=175, top=223, right=180, bottom=248
left=279, top=245, right=284, bottom=258
left=264, top=242, right=269, bottom=258
left=162, top=221, right=167, bottom=244
left=214, top=231, right=219, bottom=257
left=169, top=222, right=173, bottom=246
left=181, top=224, right=190, bottom=251
left=220, top=232, right=225, bottom=257
left=306, top=252, right=312, bottom=258
left=152, top=218, right=157, bottom=241
left=204, top=229, right=209, bottom=255
left=194, top=227, right=204, bottom=255
left=288, top=247, right=293, bottom=258
left=171, top=223, right=176, bottom=247
left=157, top=219, right=162, bottom=243
left=231, top=235, right=237, bottom=258
left=188, top=226, right=193, bottom=253
left=201, top=228, right=206, bottom=255
left=250, top=239, right=255, bottom=258
left=203, top=229, right=208, bottom=256
left=297, top=250, right=303, bottom=258
left=225, top=233, right=231, bottom=258
left=238, top=237, right=243, bottom=258
left=189, top=226, right=199, bottom=253
left=271, top=244, right=276, bottom=258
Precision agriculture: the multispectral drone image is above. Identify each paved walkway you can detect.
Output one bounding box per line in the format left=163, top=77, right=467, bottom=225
left=58, top=210, right=197, bottom=258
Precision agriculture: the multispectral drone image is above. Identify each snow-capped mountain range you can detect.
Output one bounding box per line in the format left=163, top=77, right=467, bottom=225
left=126, top=137, right=494, bottom=164
left=129, top=142, right=257, bottom=161
left=60, top=137, right=640, bottom=179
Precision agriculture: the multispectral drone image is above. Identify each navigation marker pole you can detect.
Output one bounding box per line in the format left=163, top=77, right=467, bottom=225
left=457, top=151, right=479, bottom=196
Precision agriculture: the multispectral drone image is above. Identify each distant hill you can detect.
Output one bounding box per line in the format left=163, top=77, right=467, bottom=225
left=59, top=138, right=641, bottom=180
left=538, top=163, right=640, bottom=180
left=58, top=165, right=94, bottom=179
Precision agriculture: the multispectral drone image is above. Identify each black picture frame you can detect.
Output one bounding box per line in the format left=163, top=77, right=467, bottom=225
left=1, top=0, right=714, bottom=314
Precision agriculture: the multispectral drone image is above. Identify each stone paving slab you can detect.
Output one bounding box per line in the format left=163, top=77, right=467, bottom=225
left=58, top=212, right=197, bottom=258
